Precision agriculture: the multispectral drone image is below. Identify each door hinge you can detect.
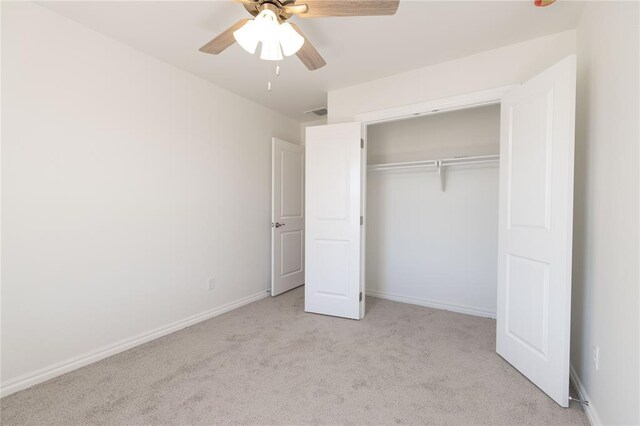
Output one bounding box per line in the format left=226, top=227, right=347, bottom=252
left=360, top=138, right=364, bottom=149
left=359, top=292, right=363, bottom=302
left=360, top=216, right=363, bottom=225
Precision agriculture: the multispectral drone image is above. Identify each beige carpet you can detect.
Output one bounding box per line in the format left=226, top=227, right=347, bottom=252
left=1, top=287, right=588, bottom=425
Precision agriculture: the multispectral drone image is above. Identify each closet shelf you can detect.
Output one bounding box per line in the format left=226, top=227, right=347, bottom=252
left=367, top=154, right=500, bottom=192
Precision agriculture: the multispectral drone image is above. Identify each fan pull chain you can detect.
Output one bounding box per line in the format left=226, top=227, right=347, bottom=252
left=264, top=60, right=269, bottom=92
left=266, top=61, right=281, bottom=92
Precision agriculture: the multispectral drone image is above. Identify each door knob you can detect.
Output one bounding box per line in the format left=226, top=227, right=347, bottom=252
left=274, top=222, right=285, bottom=228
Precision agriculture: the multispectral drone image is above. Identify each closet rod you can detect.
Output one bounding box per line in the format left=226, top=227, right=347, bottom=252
left=367, top=154, right=500, bottom=192
left=367, top=154, right=499, bottom=172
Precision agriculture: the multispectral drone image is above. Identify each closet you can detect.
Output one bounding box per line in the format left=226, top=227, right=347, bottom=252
left=305, top=55, right=576, bottom=408
left=365, top=105, right=500, bottom=318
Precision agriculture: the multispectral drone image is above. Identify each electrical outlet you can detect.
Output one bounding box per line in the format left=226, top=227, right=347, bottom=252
left=207, top=277, right=215, bottom=291
left=592, top=345, right=600, bottom=371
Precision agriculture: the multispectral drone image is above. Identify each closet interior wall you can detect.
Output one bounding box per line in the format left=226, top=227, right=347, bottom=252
left=366, top=105, right=501, bottom=318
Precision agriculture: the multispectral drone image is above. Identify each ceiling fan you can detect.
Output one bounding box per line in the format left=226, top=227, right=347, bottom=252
left=199, top=0, right=400, bottom=71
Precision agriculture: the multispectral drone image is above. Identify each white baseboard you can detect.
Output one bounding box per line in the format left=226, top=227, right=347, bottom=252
left=366, top=290, right=496, bottom=319
left=570, top=364, right=602, bottom=426
left=0, top=290, right=269, bottom=398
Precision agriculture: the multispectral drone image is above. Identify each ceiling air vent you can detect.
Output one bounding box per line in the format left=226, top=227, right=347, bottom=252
left=305, top=107, right=328, bottom=117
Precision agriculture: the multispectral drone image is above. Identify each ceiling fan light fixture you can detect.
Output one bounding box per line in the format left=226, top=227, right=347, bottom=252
left=233, top=19, right=259, bottom=54
left=256, top=9, right=285, bottom=61
left=233, top=8, right=301, bottom=61
left=254, top=9, right=279, bottom=37
left=234, top=9, right=279, bottom=55
left=278, top=22, right=304, bottom=56
left=260, top=37, right=284, bottom=61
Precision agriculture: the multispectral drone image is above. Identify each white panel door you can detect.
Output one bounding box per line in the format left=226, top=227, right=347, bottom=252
left=497, top=55, right=576, bottom=407
left=305, top=122, right=363, bottom=319
left=271, top=138, right=305, bottom=296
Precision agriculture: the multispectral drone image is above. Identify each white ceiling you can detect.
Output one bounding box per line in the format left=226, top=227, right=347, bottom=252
left=39, top=0, right=584, bottom=122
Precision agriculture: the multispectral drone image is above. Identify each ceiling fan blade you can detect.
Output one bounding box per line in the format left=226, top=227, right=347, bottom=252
left=294, top=0, right=399, bottom=18
left=282, top=4, right=309, bottom=14
left=199, top=19, right=250, bottom=54
left=290, top=23, right=326, bottom=70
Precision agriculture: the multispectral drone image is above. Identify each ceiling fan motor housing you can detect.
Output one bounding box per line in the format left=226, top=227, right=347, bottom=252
left=243, top=0, right=301, bottom=21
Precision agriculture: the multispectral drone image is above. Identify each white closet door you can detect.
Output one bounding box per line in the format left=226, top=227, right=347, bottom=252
left=305, top=122, right=363, bottom=320
left=497, top=55, right=576, bottom=407
left=271, top=137, right=305, bottom=296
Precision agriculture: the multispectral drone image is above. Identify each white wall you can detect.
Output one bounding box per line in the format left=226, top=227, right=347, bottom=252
left=328, top=30, right=576, bottom=123
left=1, top=2, right=300, bottom=395
left=571, top=2, right=640, bottom=425
left=366, top=106, right=500, bottom=317
left=367, top=105, right=500, bottom=164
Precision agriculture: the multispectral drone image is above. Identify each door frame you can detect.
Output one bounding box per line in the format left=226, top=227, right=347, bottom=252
left=354, top=80, right=578, bottom=407
left=354, top=85, right=516, bottom=317
left=354, top=86, right=515, bottom=125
